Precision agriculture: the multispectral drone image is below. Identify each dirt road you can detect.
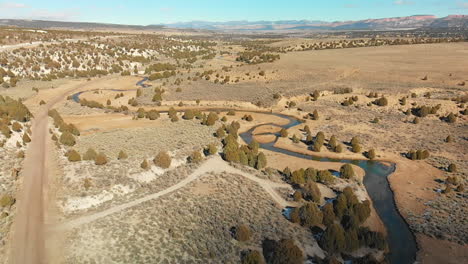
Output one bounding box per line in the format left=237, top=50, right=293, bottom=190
left=8, top=82, right=90, bottom=264
left=55, top=156, right=296, bottom=231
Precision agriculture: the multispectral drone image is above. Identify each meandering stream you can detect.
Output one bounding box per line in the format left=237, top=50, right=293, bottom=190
left=71, top=77, right=418, bottom=264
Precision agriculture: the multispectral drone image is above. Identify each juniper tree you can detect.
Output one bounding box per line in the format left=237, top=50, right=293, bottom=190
left=235, top=224, right=252, bottom=242
left=205, top=112, right=218, bottom=126
left=280, top=128, right=288, bottom=138
left=334, top=194, right=347, bottom=220
left=447, top=113, right=457, bottom=123
left=298, top=202, right=323, bottom=227
left=154, top=151, right=171, bottom=168
left=304, top=168, right=318, bottom=182
left=182, top=110, right=195, bottom=120
left=59, top=131, right=75, bottom=146
left=206, top=143, right=218, bottom=155
left=351, top=143, right=362, bottom=153
left=320, top=223, right=346, bottom=254
left=141, top=159, right=149, bottom=170
left=95, top=153, right=108, bottom=165
left=303, top=181, right=321, bottom=203
left=241, top=250, right=265, bottom=264
left=322, top=203, right=336, bottom=227
left=292, top=134, right=300, bottom=143
left=83, top=148, right=98, bottom=160
left=117, top=150, right=128, bottom=160
left=239, top=151, right=249, bottom=165
left=256, top=152, right=267, bottom=170
left=66, top=149, right=81, bottom=162
left=366, top=149, right=376, bottom=160
left=329, top=135, right=337, bottom=149
left=448, top=163, right=457, bottom=172
left=22, top=133, right=31, bottom=143
left=335, top=144, right=343, bottom=153
left=318, top=170, right=334, bottom=184
left=312, top=110, right=319, bottom=120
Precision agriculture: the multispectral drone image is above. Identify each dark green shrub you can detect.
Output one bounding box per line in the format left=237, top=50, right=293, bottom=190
left=22, top=133, right=31, bottom=143
left=183, top=110, right=195, bottom=120
left=312, top=110, right=319, bottom=120
left=262, top=239, right=303, bottom=264
left=118, top=150, right=128, bottom=160
left=318, top=170, right=334, bottom=184
left=335, top=144, right=343, bottom=153
left=322, top=203, right=336, bottom=227
left=83, top=148, right=97, bottom=160
left=141, top=159, right=149, bottom=170
left=303, top=181, right=321, bottom=203
left=95, top=153, right=108, bottom=165
left=366, top=149, right=376, bottom=160
left=154, top=151, right=171, bottom=168
left=298, top=202, right=323, bottom=227
left=333, top=194, right=347, bottom=219
left=304, top=168, right=317, bottom=182
left=340, top=164, right=354, bottom=179
left=0, top=194, right=15, bottom=207
left=448, top=163, right=457, bottom=172
left=446, top=113, right=457, bottom=123
left=146, top=110, right=160, bottom=120
left=320, top=223, right=346, bottom=254
left=59, top=131, right=76, bottom=146
left=188, top=151, right=203, bottom=163
left=11, top=122, right=22, bottom=132
left=66, top=149, right=81, bottom=162
left=255, top=152, right=267, bottom=170
left=206, top=143, right=218, bottom=155
left=241, top=250, right=265, bottom=264
left=205, top=112, right=218, bottom=126
left=280, top=128, right=288, bottom=137
left=235, top=224, right=252, bottom=242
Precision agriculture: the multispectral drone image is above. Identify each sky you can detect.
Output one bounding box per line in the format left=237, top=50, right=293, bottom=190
left=0, top=0, right=467, bottom=25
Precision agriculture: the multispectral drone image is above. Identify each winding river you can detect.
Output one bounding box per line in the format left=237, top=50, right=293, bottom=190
left=71, top=78, right=417, bottom=264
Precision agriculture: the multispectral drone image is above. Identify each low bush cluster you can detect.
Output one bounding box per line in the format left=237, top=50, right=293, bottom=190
left=407, top=149, right=430, bottom=160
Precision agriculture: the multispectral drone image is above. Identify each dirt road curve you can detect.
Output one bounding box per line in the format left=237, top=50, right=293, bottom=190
left=55, top=156, right=296, bottom=231
left=9, top=83, right=85, bottom=264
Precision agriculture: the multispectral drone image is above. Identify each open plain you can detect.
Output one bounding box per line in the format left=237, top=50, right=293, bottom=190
left=0, top=19, right=466, bottom=264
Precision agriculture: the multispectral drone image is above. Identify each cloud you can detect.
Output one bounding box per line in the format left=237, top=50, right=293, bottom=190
left=159, top=7, right=173, bottom=13
left=457, top=2, right=468, bottom=9
left=28, top=8, right=80, bottom=21
left=0, top=2, right=29, bottom=9
left=393, top=0, right=414, bottom=5
left=344, top=4, right=358, bottom=8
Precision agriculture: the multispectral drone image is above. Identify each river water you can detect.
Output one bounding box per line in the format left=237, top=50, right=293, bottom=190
left=71, top=77, right=417, bottom=263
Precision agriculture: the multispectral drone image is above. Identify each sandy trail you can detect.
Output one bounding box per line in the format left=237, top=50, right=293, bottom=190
left=55, top=156, right=295, bottom=231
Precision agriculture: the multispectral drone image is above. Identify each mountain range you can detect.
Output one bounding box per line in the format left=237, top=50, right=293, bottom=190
left=0, top=15, right=467, bottom=31
left=161, top=15, right=468, bottom=31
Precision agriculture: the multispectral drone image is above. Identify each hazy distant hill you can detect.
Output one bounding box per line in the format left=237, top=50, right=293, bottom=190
left=0, top=19, right=165, bottom=31
left=162, top=15, right=468, bottom=31
left=0, top=15, right=467, bottom=32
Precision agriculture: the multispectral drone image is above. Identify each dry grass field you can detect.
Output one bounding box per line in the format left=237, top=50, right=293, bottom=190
left=0, top=28, right=466, bottom=264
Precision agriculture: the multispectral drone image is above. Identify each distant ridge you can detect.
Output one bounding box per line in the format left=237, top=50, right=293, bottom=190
left=160, top=15, right=468, bottom=31
left=0, top=19, right=166, bottom=31
left=0, top=15, right=467, bottom=31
